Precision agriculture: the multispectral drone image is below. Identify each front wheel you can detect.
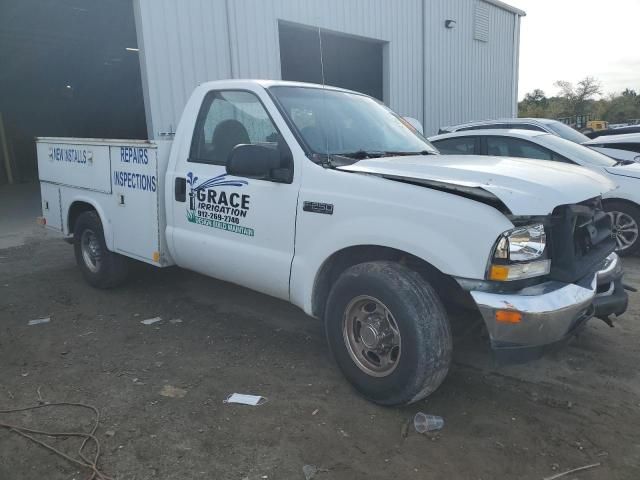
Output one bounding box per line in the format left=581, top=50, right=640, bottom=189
left=73, top=211, right=129, bottom=288
left=325, top=261, right=452, bottom=406
left=605, top=201, right=640, bottom=256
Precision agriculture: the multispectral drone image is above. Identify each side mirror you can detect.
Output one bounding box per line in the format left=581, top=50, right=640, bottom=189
left=403, top=117, right=424, bottom=136
left=226, top=143, right=293, bottom=183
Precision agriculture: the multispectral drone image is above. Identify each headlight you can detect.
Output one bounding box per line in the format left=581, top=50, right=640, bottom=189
left=488, top=224, right=550, bottom=281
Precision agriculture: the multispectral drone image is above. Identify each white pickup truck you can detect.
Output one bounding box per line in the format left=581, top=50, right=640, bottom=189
left=37, top=80, right=627, bottom=406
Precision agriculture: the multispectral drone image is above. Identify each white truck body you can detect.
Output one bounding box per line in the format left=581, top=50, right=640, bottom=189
left=37, top=80, right=626, bottom=405
left=37, top=138, right=173, bottom=266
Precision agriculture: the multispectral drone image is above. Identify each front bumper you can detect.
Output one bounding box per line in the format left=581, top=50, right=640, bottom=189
left=593, top=253, right=628, bottom=318
left=465, top=253, right=626, bottom=363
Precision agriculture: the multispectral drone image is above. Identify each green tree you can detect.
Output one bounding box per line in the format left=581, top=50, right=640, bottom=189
left=554, top=76, right=602, bottom=117
left=519, top=89, right=549, bottom=117
left=523, top=89, right=548, bottom=106
left=519, top=77, right=640, bottom=124
left=596, top=92, right=640, bottom=123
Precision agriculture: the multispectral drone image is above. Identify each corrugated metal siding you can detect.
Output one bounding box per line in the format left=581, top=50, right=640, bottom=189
left=134, top=0, right=520, bottom=138
left=135, top=0, right=232, bottom=137
left=423, top=0, right=517, bottom=134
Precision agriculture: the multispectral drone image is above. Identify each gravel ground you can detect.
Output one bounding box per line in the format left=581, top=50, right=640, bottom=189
left=1, top=234, right=639, bottom=480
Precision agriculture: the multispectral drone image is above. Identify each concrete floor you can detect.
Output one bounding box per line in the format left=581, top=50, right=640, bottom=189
left=0, top=183, right=55, bottom=249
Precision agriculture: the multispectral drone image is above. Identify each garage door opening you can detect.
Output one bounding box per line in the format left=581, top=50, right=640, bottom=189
left=0, top=0, right=147, bottom=184
left=278, top=22, right=385, bottom=101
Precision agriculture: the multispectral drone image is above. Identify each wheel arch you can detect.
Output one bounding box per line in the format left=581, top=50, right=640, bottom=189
left=602, top=197, right=640, bottom=210
left=67, top=198, right=113, bottom=249
left=311, top=244, right=475, bottom=320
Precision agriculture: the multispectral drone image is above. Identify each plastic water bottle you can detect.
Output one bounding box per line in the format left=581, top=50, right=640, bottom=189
left=414, top=412, right=444, bottom=433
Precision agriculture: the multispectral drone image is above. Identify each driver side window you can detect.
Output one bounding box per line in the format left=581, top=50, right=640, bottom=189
left=190, top=90, right=280, bottom=165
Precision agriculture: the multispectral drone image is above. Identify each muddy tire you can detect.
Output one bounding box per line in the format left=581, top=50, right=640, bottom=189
left=73, top=211, right=128, bottom=288
left=605, top=200, right=640, bottom=256
left=325, top=261, right=452, bottom=406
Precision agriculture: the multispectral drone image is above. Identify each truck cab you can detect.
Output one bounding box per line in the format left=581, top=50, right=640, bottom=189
left=38, top=80, right=627, bottom=406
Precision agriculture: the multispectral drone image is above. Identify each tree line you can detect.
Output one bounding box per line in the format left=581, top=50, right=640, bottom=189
left=519, top=76, right=640, bottom=124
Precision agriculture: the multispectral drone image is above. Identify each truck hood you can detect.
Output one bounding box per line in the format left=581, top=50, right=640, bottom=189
left=605, top=162, right=640, bottom=180
left=338, top=155, right=616, bottom=216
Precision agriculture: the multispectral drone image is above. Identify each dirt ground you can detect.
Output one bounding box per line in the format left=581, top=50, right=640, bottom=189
left=1, top=232, right=639, bottom=480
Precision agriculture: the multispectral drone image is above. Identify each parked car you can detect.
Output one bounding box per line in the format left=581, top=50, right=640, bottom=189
left=429, top=129, right=640, bottom=255
left=439, top=118, right=591, bottom=144
left=584, top=133, right=640, bottom=163
left=586, top=125, right=640, bottom=139
left=37, top=80, right=626, bottom=406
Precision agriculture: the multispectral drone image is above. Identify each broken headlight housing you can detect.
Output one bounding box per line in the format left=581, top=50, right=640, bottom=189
left=487, top=224, right=550, bottom=281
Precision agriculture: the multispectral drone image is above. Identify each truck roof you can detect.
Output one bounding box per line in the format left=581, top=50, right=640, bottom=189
left=197, top=79, right=361, bottom=96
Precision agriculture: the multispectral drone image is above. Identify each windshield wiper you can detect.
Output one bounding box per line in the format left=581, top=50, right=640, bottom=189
left=313, top=149, right=436, bottom=169
left=311, top=153, right=360, bottom=168
left=333, top=150, right=385, bottom=159
left=334, top=149, right=435, bottom=159
left=382, top=150, right=435, bottom=156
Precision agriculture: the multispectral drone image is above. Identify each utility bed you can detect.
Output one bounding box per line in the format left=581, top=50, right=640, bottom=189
left=36, top=137, right=173, bottom=266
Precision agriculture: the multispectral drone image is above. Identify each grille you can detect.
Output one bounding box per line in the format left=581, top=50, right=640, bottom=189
left=548, top=197, right=616, bottom=283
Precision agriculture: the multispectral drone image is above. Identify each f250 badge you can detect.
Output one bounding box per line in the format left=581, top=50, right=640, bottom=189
left=303, top=201, right=334, bottom=215
left=186, top=172, right=255, bottom=237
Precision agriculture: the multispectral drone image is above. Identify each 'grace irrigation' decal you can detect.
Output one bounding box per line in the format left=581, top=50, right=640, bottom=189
left=186, top=172, right=254, bottom=237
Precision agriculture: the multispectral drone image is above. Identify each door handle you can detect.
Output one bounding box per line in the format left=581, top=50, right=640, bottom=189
left=175, top=177, right=186, bottom=202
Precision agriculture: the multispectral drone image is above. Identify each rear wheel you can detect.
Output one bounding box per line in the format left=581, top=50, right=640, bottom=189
left=325, top=261, right=452, bottom=406
left=73, top=211, right=129, bottom=288
left=605, top=201, right=640, bottom=256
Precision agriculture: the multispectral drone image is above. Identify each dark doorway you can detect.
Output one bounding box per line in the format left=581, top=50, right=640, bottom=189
left=0, top=0, right=147, bottom=184
left=278, top=22, right=384, bottom=101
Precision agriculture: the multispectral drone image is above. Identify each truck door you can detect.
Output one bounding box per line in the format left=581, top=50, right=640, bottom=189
left=168, top=89, right=299, bottom=300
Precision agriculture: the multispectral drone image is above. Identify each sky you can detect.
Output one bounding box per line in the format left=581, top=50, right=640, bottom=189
left=507, top=0, right=640, bottom=100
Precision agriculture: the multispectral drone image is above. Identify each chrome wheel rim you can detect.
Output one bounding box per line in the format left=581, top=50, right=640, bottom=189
left=80, top=229, right=102, bottom=273
left=609, top=211, right=639, bottom=252
left=342, top=295, right=401, bottom=377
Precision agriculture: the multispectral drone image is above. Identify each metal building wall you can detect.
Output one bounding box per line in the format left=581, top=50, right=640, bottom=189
left=225, top=0, right=423, bottom=120
left=423, top=0, right=520, bottom=134
left=133, top=0, right=233, bottom=138
left=134, top=0, right=521, bottom=139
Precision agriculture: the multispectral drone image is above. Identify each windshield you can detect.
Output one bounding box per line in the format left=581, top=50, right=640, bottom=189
left=543, top=134, right=617, bottom=167
left=544, top=120, right=591, bottom=144
left=269, top=86, right=438, bottom=159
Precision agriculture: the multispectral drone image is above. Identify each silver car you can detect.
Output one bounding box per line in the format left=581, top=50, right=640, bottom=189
left=439, top=118, right=591, bottom=144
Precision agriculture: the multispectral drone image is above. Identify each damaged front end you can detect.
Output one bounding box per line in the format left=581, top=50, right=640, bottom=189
left=338, top=155, right=626, bottom=362
left=461, top=196, right=628, bottom=363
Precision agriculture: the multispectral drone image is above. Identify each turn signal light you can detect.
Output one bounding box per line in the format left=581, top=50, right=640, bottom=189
left=489, top=265, right=509, bottom=281
left=495, top=310, right=522, bottom=324
left=488, top=259, right=551, bottom=281
left=36, top=216, right=47, bottom=226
